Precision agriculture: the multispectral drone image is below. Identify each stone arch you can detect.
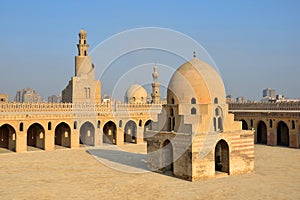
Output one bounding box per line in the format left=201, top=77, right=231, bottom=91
left=79, top=121, right=95, bottom=146
left=161, top=139, right=173, bottom=175
left=27, top=123, right=45, bottom=150
left=103, top=121, right=117, bottom=145
left=277, top=121, right=289, bottom=147
left=0, top=124, right=16, bottom=152
left=240, top=119, right=248, bottom=130
left=257, top=121, right=267, bottom=144
left=144, top=120, right=153, bottom=141
left=215, top=139, right=229, bottom=174
left=55, top=122, right=71, bottom=148
left=124, top=120, right=137, bottom=143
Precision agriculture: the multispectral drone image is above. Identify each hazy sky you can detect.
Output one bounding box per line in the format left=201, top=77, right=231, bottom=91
left=1, top=0, right=299, bottom=101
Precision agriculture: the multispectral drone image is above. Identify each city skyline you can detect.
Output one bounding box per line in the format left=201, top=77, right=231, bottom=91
left=1, top=0, right=299, bottom=101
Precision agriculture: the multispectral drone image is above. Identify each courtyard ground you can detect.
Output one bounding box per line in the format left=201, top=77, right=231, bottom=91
left=0, top=144, right=299, bottom=199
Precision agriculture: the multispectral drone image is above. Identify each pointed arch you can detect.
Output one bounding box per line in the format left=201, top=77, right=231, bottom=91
left=257, top=121, right=267, bottom=144
left=27, top=123, right=45, bottom=150
left=103, top=121, right=117, bottom=145
left=0, top=124, right=16, bottom=152
left=55, top=122, right=71, bottom=148
left=277, top=121, right=289, bottom=147
left=240, top=120, right=248, bottom=130
left=79, top=121, right=95, bottom=146
left=124, top=120, right=137, bottom=143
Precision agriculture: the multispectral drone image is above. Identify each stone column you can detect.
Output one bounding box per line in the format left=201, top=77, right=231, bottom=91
left=71, top=128, right=80, bottom=148
left=268, top=126, right=277, bottom=146
left=94, top=126, right=103, bottom=146
left=45, top=129, right=55, bottom=151
left=289, top=130, right=298, bottom=148
left=136, top=126, right=144, bottom=144
left=16, top=131, right=27, bottom=153
left=116, top=127, right=124, bottom=145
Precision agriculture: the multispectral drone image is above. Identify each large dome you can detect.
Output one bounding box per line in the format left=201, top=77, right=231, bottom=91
left=167, top=58, right=226, bottom=105
left=125, top=84, right=148, bottom=104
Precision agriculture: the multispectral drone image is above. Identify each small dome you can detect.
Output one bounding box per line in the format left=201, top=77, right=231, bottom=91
left=125, top=84, right=148, bottom=104
left=79, top=29, right=87, bottom=35
left=167, top=58, right=225, bottom=105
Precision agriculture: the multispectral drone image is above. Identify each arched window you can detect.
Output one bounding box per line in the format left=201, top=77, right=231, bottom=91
left=292, top=120, right=295, bottom=129
left=214, top=107, right=223, bottom=132
left=170, top=108, right=174, bottom=117
left=139, top=120, right=142, bottom=127
left=269, top=119, right=273, bottom=128
left=171, top=98, right=175, bottom=104
left=97, top=120, right=101, bottom=129
left=19, top=122, right=24, bottom=132
left=191, top=98, right=196, bottom=104
left=215, top=108, right=220, bottom=116
left=218, top=117, right=223, bottom=131
left=213, top=117, right=217, bottom=132
left=250, top=119, right=253, bottom=127
left=119, top=120, right=123, bottom=128
left=191, top=107, right=196, bottom=115
left=74, top=121, right=77, bottom=129
left=48, top=122, right=52, bottom=130
left=214, top=97, right=218, bottom=104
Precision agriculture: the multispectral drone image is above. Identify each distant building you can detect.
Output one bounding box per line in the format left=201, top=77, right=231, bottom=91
left=276, top=94, right=285, bottom=101
left=226, top=94, right=234, bottom=103
left=263, top=88, right=275, bottom=100
left=14, top=88, right=43, bottom=103
left=48, top=95, right=62, bottom=103
left=236, top=96, right=245, bottom=103
left=0, top=94, right=9, bottom=103
left=102, top=94, right=111, bottom=103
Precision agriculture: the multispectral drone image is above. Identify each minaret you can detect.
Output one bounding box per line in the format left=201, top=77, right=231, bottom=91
left=151, top=65, right=161, bottom=104
left=75, top=29, right=93, bottom=77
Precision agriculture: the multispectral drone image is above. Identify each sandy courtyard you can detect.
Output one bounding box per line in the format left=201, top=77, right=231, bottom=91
left=0, top=144, right=299, bottom=200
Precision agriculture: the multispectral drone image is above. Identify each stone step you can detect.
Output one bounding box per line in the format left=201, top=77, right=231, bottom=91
left=215, top=171, right=228, bottom=178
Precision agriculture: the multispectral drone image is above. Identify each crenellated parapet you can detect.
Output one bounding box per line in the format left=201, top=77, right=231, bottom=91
left=0, top=102, right=162, bottom=114
left=229, top=102, right=300, bottom=111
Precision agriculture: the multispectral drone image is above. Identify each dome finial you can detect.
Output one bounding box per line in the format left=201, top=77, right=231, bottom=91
left=193, top=51, right=196, bottom=58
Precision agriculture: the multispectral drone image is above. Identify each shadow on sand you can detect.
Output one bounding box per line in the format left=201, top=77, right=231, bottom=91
left=87, top=145, right=150, bottom=173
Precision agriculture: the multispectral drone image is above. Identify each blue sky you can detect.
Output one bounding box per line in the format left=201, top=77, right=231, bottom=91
left=1, top=0, right=299, bottom=101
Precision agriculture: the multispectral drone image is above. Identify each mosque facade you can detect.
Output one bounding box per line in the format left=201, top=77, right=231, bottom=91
left=0, top=29, right=254, bottom=181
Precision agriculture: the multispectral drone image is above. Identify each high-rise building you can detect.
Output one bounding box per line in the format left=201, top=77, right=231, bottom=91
left=14, top=88, right=43, bottom=103
left=263, top=88, right=275, bottom=99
